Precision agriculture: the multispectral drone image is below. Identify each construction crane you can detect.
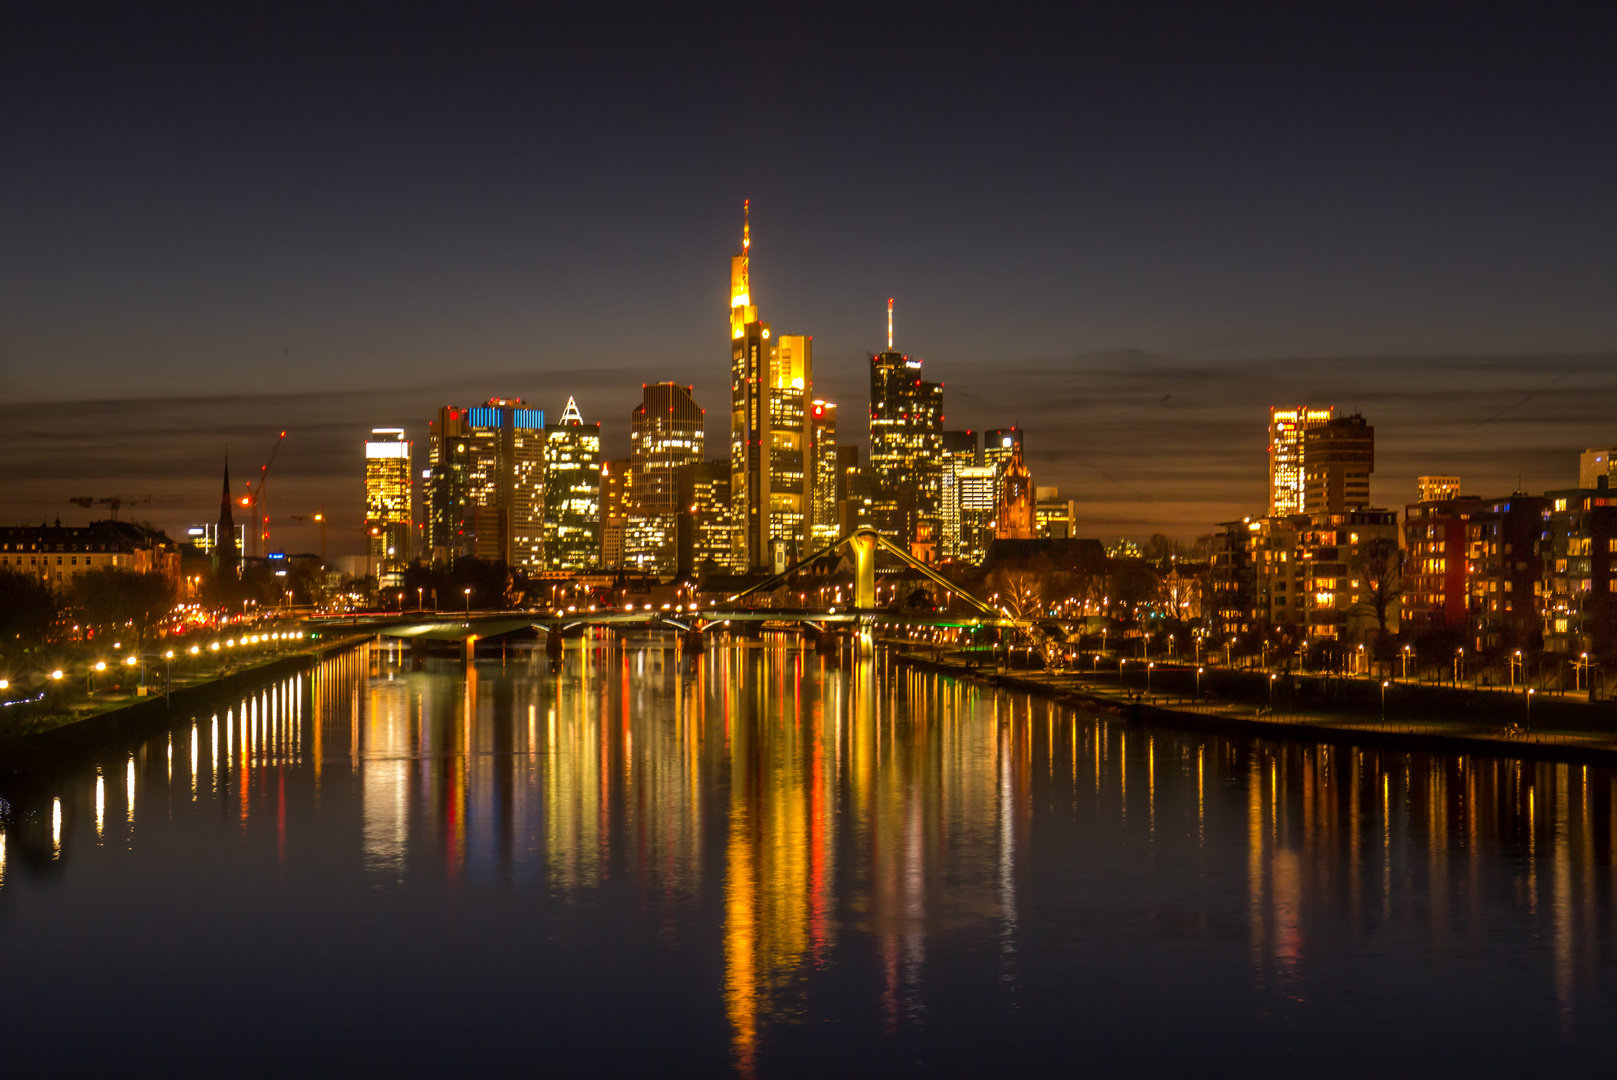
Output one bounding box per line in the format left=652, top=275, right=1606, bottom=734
left=290, top=506, right=328, bottom=566
left=244, top=431, right=287, bottom=558
left=67, top=494, right=206, bottom=522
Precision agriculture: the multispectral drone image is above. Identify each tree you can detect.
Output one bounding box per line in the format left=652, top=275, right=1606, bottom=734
left=1357, top=536, right=1403, bottom=635
left=0, top=569, right=59, bottom=657
left=69, top=569, right=176, bottom=649
left=988, top=567, right=1043, bottom=620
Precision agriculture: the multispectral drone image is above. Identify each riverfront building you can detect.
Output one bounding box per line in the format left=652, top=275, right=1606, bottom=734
left=0, top=520, right=182, bottom=589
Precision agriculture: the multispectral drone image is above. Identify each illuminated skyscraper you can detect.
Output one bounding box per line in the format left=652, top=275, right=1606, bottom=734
left=1035, top=486, right=1076, bottom=539
left=543, top=397, right=602, bottom=571
left=599, top=457, right=631, bottom=570
left=1302, top=413, right=1374, bottom=515
left=365, top=428, right=412, bottom=583
left=1268, top=406, right=1334, bottom=516
left=728, top=203, right=814, bottom=572
left=628, top=382, right=705, bottom=576
left=868, top=301, right=942, bottom=553
left=956, top=464, right=997, bottom=564
left=809, top=400, right=839, bottom=548
left=1417, top=475, right=1462, bottom=503
left=681, top=459, right=738, bottom=575
left=940, top=429, right=978, bottom=561
left=424, top=399, right=545, bottom=566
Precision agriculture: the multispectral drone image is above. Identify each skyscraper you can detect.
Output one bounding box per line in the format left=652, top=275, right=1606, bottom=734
left=599, top=457, right=631, bottom=570
left=940, top=429, right=979, bottom=561
left=728, top=204, right=815, bottom=571
left=542, top=397, right=602, bottom=572
left=1302, top=413, right=1374, bottom=515
left=983, top=427, right=1022, bottom=513
left=681, top=459, right=738, bottom=575
left=364, top=428, right=412, bottom=584
left=956, top=464, right=998, bottom=565
left=627, top=382, right=705, bottom=576
left=809, top=400, right=839, bottom=548
left=424, top=399, right=545, bottom=566
left=1417, top=475, right=1462, bottom=503
left=868, top=300, right=942, bottom=553
left=1268, top=406, right=1334, bottom=516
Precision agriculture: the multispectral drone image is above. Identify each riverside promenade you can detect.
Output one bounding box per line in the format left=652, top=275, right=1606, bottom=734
left=887, top=643, right=1617, bottom=765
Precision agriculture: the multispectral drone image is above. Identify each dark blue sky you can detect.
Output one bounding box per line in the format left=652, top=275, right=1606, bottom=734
left=2, top=3, right=1615, bottom=548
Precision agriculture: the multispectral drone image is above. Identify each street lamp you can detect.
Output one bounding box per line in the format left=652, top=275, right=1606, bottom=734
left=1454, top=647, right=1464, bottom=685
left=417, top=586, right=424, bottom=611
left=1511, top=649, right=1521, bottom=689
left=1381, top=679, right=1389, bottom=721
left=464, top=587, right=472, bottom=618
left=1196, top=666, right=1204, bottom=700
left=1268, top=673, right=1277, bottom=712
left=1147, top=661, right=1155, bottom=695
left=1402, top=644, right=1412, bottom=680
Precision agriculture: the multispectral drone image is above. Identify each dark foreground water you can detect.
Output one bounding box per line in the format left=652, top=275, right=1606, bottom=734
left=3, top=638, right=1617, bottom=1076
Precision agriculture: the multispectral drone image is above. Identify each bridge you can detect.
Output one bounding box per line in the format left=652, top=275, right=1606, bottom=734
left=310, top=528, right=1059, bottom=662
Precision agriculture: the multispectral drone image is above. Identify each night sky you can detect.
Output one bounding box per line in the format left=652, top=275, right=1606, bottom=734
left=3, top=4, right=1615, bottom=552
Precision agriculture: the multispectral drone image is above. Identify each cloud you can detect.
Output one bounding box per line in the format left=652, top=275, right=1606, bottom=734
left=2, top=352, right=1613, bottom=549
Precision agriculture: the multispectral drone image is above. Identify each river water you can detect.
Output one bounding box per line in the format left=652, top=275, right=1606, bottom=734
left=2, top=637, right=1616, bottom=1076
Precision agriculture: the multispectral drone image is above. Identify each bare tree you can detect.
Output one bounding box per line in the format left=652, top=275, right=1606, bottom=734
left=1356, top=536, right=1403, bottom=634
left=988, top=567, right=1043, bottom=621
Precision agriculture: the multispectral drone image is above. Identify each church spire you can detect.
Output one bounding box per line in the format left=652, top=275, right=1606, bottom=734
left=216, top=454, right=238, bottom=576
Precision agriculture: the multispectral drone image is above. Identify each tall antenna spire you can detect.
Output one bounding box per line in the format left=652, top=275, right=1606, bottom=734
left=743, top=198, right=750, bottom=252
left=887, top=297, right=894, bottom=350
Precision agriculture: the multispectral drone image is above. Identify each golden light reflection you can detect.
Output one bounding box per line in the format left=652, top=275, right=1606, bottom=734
left=95, top=770, right=105, bottom=839
left=51, top=640, right=1617, bottom=1058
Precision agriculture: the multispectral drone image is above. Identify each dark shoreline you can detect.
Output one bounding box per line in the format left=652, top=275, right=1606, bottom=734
left=888, top=647, right=1617, bottom=768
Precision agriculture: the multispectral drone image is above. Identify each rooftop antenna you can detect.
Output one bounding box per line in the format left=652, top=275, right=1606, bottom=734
left=887, top=297, right=894, bottom=350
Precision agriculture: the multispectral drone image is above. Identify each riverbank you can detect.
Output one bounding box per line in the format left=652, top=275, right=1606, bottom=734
left=887, top=645, right=1617, bottom=766
left=0, top=633, right=374, bottom=776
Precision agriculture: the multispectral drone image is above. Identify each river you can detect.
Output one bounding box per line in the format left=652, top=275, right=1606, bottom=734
left=2, top=636, right=1615, bottom=1076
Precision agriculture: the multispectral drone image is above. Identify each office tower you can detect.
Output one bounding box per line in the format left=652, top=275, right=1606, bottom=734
left=956, top=464, right=998, bottom=564
left=868, top=301, right=943, bottom=552
left=939, top=429, right=978, bottom=561
left=364, top=428, right=412, bottom=584
left=1580, top=448, right=1617, bottom=490
left=810, top=401, right=840, bottom=548
left=1035, top=486, right=1076, bottom=539
left=1268, top=406, right=1334, bottom=516
left=727, top=204, right=814, bottom=571
left=600, top=457, right=631, bottom=569
left=983, top=426, right=1023, bottom=513
left=1302, top=413, right=1374, bottom=515
left=996, top=442, right=1035, bottom=539
left=1418, top=475, right=1461, bottom=503
left=542, top=397, right=602, bottom=572
left=681, top=459, right=737, bottom=575
left=424, top=398, right=545, bottom=567
left=835, top=446, right=876, bottom=537
left=627, top=382, right=704, bottom=576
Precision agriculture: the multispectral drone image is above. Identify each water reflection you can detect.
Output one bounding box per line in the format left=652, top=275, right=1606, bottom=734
left=4, top=639, right=1617, bottom=1072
